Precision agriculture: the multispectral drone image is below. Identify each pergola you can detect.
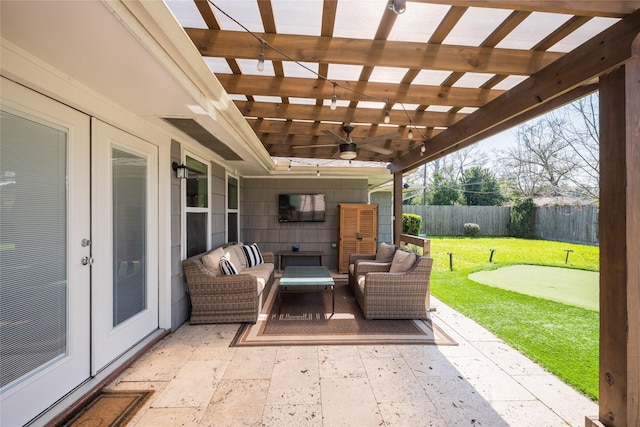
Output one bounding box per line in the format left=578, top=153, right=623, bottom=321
left=165, top=1, right=640, bottom=426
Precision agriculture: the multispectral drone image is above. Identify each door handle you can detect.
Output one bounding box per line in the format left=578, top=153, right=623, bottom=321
left=81, top=256, right=94, bottom=266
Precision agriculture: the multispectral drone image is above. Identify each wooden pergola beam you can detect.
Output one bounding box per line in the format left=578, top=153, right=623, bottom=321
left=215, top=74, right=504, bottom=108
left=416, top=0, right=640, bottom=18
left=235, top=101, right=467, bottom=128
left=390, top=9, right=640, bottom=174
left=246, top=118, right=441, bottom=141
left=185, top=28, right=563, bottom=76
left=589, top=38, right=640, bottom=427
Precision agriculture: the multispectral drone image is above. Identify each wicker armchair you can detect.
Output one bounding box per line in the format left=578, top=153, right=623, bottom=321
left=349, top=252, right=433, bottom=320
left=182, top=248, right=275, bottom=324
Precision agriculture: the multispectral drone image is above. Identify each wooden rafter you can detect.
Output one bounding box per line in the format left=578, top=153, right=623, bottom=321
left=215, top=74, right=503, bottom=108
left=185, top=29, right=564, bottom=76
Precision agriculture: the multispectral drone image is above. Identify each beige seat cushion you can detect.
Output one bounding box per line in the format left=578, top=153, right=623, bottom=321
left=389, top=250, right=416, bottom=273
left=244, top=263, right=274, bottom=295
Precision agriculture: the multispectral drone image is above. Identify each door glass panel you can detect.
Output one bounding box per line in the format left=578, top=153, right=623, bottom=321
left=112, top=148, right=146, bottom=326
left=0, top=110, right=67, bottom=388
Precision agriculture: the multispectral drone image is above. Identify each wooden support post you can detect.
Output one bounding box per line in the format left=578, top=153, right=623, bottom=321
left=393, top=172, right=403, bottom=246
left=593, top=36, right=640, bottom=427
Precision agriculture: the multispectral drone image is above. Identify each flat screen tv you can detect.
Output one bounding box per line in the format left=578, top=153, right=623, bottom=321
left=278, top=194, right=326, bottom=222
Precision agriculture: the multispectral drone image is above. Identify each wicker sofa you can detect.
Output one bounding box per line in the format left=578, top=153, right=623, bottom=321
left=182, top=242, right=275, bottom=324
left=348, top=247, right=433, bottom=320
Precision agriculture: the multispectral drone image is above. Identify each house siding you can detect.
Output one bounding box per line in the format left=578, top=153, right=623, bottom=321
left=371, top=191, right=393, bottom=244
left=241, top=178, right=370, bottom=271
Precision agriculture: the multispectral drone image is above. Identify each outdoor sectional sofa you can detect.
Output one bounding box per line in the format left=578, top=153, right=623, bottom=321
left=348, top=244, right=433, bottom=320
left=182, top=242, right=275, bottom=324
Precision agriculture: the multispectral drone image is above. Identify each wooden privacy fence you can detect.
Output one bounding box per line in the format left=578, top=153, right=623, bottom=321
left=403, top=205, right=599, bottom=245
left=404, top=205, right=511, bottom=237
left=535, top=205, right=599, bottom=244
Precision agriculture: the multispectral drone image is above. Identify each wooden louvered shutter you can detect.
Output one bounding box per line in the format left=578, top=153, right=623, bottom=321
left=338, top=204, right=378, bottom=273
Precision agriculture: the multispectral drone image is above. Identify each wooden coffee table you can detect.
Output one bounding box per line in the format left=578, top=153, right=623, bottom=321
left=278, top=266, right=335, bottom=314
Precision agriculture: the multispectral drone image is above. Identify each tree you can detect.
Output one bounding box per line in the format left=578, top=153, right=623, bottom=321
left=496, top=93, right=600, bottom=201
left=427, top=171, right=461, bottom=205
left=508, top=197, right=536, bottom=238
left=404, top=145, right=487, bottom=205
left=461, top=166, right=507, bottom=206
left=497, top=118, right=578, bottom=198
left=549, top=93, right=600, bottom=199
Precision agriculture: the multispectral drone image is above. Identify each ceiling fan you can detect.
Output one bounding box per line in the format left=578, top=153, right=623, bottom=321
left=293, top=123, right=399, bottom=160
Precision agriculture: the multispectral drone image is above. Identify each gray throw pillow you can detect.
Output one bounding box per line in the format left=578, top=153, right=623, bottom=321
left=389, top=250, right=416, bottom=273
left=375, top=242, right=396, bottom=262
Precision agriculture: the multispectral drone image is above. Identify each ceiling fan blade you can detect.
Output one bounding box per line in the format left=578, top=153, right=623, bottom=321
left=291, top=144, right=338, bottom=149
left=322, top=129, right=349, bottom=144
left=359, top=143, right=394, bottom=155
left=357, top=132, right=401, bottom=145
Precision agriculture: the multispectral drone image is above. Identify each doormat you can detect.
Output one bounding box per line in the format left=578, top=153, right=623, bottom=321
left=58, top=390, right=153, bottom=427
left=231, top=281, right=457, bottom=347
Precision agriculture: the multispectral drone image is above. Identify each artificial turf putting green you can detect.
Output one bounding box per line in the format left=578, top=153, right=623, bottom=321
left=469, top=265, right=599, bottom=311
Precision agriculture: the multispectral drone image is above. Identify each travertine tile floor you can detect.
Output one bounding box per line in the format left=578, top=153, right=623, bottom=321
left=107, top=297, right=597, bottom=426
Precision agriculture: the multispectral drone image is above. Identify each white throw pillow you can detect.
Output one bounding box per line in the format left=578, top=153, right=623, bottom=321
left=242, top=243, right=264, bottom=267
left=219, top=257, right=238, bottom=275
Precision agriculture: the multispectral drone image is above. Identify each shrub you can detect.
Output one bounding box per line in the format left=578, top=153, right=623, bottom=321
left=463, top=223, right=480, bottom=237
left=508, top=197, right=536, bottom=238
left=402, top=213, right=422, bottom=236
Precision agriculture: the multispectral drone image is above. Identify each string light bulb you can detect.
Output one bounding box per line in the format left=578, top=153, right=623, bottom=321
left=330, top=82, right=337, bottom=110
left=384, top=110, right=390, bottom=124
left=408, top=126, right=413, bottom=139
left=420, top=142, right=426, bottom=156
left=257, top=41, right=265, bottom=72
left=388, top=0, right=406, bottom=14
left=316, top=165, right=320, bottom=177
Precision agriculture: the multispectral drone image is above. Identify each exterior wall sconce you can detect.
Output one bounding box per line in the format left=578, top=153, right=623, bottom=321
left=172, top=161, right=188, bottom=179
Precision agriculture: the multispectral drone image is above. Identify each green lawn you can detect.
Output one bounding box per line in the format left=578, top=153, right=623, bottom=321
left=427, top=236, right=599, bottom=272
left=427, top=237, right=600, bottom=400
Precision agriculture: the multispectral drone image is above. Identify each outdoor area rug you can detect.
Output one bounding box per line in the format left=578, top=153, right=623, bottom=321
left=231, top=280, right=457, bottom=347
left=59, top=390, right=153, bottom=427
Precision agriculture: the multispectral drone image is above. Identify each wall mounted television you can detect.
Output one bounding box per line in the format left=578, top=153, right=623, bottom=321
left=278, top=193, right=326, bottom=222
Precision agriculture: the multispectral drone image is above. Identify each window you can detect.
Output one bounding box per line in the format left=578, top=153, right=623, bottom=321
left=184, top=155, right=209, bottom=257
left=227, top=174, right=239, bottom=242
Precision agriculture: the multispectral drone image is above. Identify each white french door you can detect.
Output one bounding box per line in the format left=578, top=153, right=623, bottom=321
left=0, top=79, right=91, bottom=426
left=91, top=119, right=159, bottom=373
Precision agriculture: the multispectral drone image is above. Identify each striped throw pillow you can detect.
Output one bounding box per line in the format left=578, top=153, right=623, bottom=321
left=242, top=243, right=263, bottom=267
left=219, top=257, right=238, bottom=275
